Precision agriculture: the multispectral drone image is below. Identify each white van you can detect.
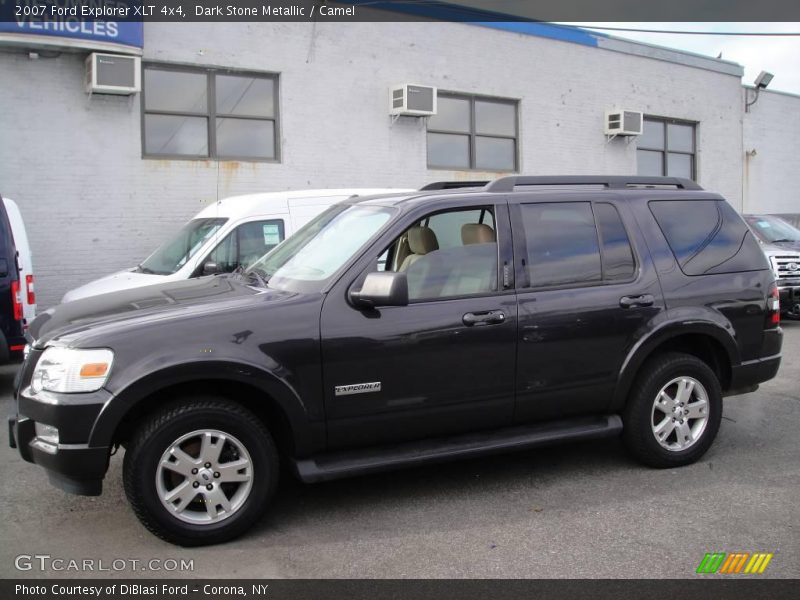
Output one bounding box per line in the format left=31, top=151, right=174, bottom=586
left=62, top=189, right=411, bottom=303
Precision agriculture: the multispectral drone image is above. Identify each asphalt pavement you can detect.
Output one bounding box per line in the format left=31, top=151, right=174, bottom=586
left=1, top=322, right=798, bottom=579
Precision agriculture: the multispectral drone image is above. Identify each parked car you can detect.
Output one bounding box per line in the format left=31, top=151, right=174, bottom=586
left=61, top=188, right=412, bottom=303
left=771, top=213, right=800, bottom=230
left=0, top=195, right=35, bottom=363
left=744, top=214, right=800, bottom=318
left=10, top=176, right=782, bottom=546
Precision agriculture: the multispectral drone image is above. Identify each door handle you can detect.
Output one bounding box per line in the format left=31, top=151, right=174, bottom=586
left=463, top=310, right=506, bottom=326
left=619, top=294, right=655, bottom=308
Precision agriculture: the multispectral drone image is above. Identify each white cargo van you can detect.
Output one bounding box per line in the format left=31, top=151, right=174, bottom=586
left=62, top=189, right=411, bottom=303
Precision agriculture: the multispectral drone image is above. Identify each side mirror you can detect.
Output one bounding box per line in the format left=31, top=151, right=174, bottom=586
left=350, top=272, right=408, bottom=309
left=202, top=261, right=221, bottom=275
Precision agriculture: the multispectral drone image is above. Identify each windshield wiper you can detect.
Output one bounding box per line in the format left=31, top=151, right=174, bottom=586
left=771, top=238, right=798, bottom=243
left=136, top=264, right=156, bottom=274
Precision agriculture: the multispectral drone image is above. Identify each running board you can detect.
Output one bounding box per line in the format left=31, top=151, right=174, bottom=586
left=293, top=415, right=623, bottom=483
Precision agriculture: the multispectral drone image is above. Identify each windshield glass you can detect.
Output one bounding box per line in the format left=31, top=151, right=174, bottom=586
left=139, top=218, right=227, bottom=275
left=745, top=215, right=800, bottom=244
left=248, top=204, right=394, bottom=292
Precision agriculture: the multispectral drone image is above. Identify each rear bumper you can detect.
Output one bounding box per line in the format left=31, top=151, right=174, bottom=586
left=730, top=354, right=782, bottom=392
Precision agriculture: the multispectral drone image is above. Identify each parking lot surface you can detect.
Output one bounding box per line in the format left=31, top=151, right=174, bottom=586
left=1, top=322, right=798, bottom=579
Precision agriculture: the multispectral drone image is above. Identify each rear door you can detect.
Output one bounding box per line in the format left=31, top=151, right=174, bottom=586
left=511, top=195, right=664, bottom=422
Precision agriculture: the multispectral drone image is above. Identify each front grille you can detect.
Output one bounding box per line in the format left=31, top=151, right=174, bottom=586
left=771, top=255, right=800, bottom=281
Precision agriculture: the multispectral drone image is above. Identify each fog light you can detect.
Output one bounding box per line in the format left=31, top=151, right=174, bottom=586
left=34, top=422, right=59, bottom=446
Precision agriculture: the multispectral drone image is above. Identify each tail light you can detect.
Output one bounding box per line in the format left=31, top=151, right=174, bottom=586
left=25, top=274, right=35, bottom=305
left=767, top=283, right=780, bottom=326
left=11, top=280, right=23, bottom=321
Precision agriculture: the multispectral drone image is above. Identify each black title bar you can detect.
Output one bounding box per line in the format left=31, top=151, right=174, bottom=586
left=1, top=0, right=800, bottom=22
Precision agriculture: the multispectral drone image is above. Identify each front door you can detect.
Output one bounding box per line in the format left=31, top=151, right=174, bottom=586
left=320, top=202, right=518, bottom=450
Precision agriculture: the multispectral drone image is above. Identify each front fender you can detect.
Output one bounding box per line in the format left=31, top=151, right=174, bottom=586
left=88, top=359, right=319, bottom=455
left=611, top=309, right=740, bottom=410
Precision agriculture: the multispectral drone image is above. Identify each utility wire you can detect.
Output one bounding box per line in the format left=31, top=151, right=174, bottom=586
left=563, top=25, right=800, bottom=36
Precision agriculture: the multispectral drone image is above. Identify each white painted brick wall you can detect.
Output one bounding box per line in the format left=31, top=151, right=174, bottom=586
left=0, top=22, right=775, bottom=307
left=742, top=89, right=800, bottom=214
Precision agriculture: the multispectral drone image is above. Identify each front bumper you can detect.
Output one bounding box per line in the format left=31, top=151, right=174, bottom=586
left=778, top=284, right=800, bottom=315
left=9, top=386, right=113, bottom=496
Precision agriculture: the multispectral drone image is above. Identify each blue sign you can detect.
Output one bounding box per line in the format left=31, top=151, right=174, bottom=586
left=0, top=19, right=143, bottom=50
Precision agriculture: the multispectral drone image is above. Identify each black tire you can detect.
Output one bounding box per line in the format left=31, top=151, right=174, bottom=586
left=122, top=397, right=279, bottom=546
left=622, top=352, right=722, bottom=468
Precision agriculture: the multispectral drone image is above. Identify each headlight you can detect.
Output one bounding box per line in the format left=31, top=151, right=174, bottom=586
left=30, top=347, right=114, bottom=394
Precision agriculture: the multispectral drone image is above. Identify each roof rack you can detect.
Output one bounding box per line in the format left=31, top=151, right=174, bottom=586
left=484, top=176, right=703, bottom=193
left=420, top=180, right=490, bottom=190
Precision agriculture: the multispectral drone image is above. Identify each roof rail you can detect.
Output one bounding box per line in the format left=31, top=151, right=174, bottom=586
left=484, top=176, right=703, bottom=193
left=420, top=180, right=490, bottom=190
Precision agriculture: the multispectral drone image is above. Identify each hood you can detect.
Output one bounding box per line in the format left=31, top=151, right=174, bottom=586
left=769, top=240, right=800, bottom=253
left=31, top=275, right=295, bottom=348
left=62, top=269, right=170, bottom=303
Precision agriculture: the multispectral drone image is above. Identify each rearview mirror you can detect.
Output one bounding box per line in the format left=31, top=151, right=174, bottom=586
left=202, top=261, right=221, bottom=275
left=350, top=272, right=408, bottom=309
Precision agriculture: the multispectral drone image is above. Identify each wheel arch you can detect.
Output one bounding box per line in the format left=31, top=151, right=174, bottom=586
left=90, top=361, right=323, bottom=457
left=611, top=323, right=739, bottom=411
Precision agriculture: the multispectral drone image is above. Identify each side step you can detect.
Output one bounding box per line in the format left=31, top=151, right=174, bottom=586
left=292, top=415, right=623, bottom=483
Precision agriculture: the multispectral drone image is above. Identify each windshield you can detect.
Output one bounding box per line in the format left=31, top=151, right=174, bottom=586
left=139, top=218, right=227, bottom=275
left=745, top=215, right=800, bottom=244
left=248, top=204, right=394, bottom=292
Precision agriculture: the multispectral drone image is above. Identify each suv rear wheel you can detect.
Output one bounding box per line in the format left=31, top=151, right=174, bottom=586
left=622, top=352, right=722, bottom=468
left=122, top=397, right=279, bottom=546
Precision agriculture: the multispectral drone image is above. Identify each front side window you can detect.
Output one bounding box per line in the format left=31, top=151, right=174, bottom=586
left=378, top=207, right=498, bottom=301
left=139, top=218, right=227, bottom=275
left=637, top=117, right=696, bottom=179
left=249, top=204, right=395, bottom=293
left=143, top=66, right=278, bottom=160
left=427, top=93, right=518, bottom=171
left=206, top=219, right=286, bottom=273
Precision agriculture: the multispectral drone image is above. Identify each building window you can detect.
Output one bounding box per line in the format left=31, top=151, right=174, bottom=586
left=142, top=65, right=279, bottom=160
left=427, top=93, right=518, bottom=171
left=637, top=117, right=695, bottom=179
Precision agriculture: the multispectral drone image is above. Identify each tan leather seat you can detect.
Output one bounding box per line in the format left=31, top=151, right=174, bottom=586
left=461, top=223, right=496, bottom=245
left=399, top=226, right=439, bottom=271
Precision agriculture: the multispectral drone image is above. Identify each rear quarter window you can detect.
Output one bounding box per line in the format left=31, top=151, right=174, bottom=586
left=649, top=199, right=767, bottom=276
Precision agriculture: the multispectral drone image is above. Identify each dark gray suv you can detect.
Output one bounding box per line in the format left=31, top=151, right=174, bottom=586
left=9, top=176, right=783, bottom=545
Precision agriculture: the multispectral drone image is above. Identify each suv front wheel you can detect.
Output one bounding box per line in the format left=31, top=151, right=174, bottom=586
left=122, top=397, right=279, bottom=546
left=623, top=352, right=723, bottom=468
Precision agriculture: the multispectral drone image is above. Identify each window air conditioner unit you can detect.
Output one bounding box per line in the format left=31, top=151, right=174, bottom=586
left=390, top=84, right=437, bottom=116
left=85, top=53, right=141, bottom=95
left=605, top=109, right=643, bottom=136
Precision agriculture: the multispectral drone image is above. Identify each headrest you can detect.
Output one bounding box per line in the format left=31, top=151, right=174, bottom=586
left=461, top=223, right=496, bottom=245
left=407, top=226, right=439, bottom=255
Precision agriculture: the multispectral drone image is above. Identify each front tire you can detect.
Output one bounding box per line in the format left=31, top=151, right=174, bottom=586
left=123, top=397, right=279, bottom=546
left=622, top=352, right=722, bottom=468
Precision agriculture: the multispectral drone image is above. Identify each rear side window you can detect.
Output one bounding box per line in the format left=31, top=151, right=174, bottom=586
left=650, top=200, right=766, bottom=275
left=595, top=203, right=635, bottom=281
left=520, top=202, right=602, bottom=288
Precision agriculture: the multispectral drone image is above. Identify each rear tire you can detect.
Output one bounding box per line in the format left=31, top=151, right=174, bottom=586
left=622, top=352, right=722, bottom=468
left=123, top=397, right=279, bottom=546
